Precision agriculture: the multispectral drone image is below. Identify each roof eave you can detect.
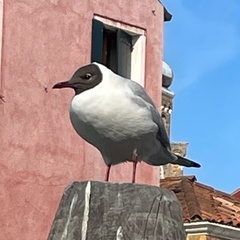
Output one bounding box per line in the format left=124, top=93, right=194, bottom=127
left=184, top=221, right=240, bottom=240
left=164, top=7, right=172, bottom=22
left=162, top=87, right=175, bottom=98
left=158, top=0, right=172, bottom=21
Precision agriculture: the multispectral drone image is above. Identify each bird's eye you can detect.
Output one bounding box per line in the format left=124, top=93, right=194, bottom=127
left=85, top=73, right=92, bottom=79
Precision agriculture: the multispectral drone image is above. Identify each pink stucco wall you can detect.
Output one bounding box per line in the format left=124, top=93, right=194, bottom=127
left=0, top=0, right=164, bottom=239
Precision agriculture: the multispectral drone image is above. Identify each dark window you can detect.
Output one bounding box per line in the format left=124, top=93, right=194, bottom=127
left=103, top=29, right=117, bottom=73
left=91, top=19, right=132, bottom=79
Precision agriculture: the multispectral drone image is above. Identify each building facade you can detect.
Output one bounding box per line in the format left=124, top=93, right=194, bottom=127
left=0, top=1, right=171, bottom=239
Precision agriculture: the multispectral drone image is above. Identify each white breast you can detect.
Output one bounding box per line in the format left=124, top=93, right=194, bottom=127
left=71, top=76, right=154, bottom=135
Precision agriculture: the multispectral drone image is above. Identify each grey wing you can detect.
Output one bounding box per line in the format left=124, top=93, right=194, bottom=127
left=125, top=78, right=156, bottom=107
left=126, top=79, right=171, bottom=150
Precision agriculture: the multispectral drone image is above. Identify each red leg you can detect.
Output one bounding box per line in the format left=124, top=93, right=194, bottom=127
left=105, top=164, right=111, bottom=182
left=132, top=161, right=138, bottom=183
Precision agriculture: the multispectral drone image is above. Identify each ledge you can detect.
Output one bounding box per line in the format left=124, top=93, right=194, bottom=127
left=185, top=221, right=240, bottom=240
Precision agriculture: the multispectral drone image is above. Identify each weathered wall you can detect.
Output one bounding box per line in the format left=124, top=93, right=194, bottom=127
left=0, top=0, right=164, bottom=239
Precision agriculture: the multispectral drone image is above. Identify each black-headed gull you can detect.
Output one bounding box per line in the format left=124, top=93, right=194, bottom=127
left=52, top=63, right=200, bottom=182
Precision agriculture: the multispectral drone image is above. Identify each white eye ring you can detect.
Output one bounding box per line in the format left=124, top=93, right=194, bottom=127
left=85, top=73, right=92, bottom=79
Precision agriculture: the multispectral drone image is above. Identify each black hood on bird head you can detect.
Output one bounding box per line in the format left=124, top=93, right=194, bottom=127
left=52, top=63, right=102, bottom=95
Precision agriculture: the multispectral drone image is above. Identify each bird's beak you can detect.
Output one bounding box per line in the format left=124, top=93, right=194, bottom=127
left=52, top=80, right=73, bottom=89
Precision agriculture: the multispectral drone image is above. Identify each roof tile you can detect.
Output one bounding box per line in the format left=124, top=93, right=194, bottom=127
left=161, top=176, right=240, bottom=227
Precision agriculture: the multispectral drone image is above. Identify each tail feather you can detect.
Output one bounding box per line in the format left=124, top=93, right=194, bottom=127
left=172, top=155, right=201, bottom=168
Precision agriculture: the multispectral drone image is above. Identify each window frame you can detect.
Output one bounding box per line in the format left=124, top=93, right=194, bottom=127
left=92, top=15, right=146, bottom=86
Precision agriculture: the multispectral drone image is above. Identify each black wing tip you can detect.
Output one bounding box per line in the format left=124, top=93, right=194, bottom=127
left=174, top=155, right=201, bottom=168
left=191, top=162, right=201, bottom=168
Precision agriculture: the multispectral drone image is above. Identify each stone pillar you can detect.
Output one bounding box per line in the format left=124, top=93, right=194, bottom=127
left=48, top=181, right=186, bottom=240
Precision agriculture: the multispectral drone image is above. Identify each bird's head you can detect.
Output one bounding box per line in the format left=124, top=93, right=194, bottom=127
left=52, top=63, right=103, bottom=95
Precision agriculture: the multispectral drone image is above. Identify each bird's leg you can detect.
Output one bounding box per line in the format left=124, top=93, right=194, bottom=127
left=132, top=151, right=138, bottom=183
left=132, top=161, right=138, bottom=183
left=105, top=164, right=111, bottom=182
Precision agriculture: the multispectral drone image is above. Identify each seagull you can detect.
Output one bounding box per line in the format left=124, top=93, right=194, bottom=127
left=52, top=63, right=200, bottom=183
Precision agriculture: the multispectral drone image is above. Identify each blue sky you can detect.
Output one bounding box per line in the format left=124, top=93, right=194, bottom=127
left=162, top=0, right=240, bottom=193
